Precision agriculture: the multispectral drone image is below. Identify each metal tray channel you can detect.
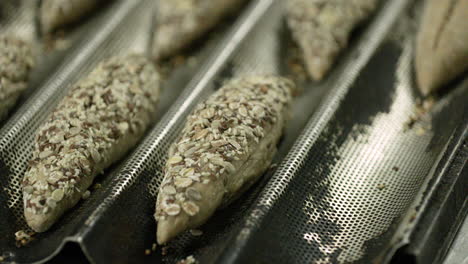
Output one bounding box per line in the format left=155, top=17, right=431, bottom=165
left=213, top=0, right=468, bottom=263
left=1, top=0, right=466, bottom=263
left=0, top=0, right=249, bottom=262
left=70, top=0, right=425, bottom=264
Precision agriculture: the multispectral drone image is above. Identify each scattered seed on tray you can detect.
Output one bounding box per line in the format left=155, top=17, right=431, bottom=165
left=176, top=255, right=197, bottom=264
left=14, top=230, right=35, bottom=247
left=82, top=190, right=91, bottom=199
left=190, top=229, right=203, bottom=236
left=161, top=246, right=169, bottom=256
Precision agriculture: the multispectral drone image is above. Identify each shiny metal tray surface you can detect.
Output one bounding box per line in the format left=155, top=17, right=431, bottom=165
left=0, top=0, right=466, bottom=263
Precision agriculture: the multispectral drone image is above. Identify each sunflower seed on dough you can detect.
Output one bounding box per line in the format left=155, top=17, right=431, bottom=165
left=22, top=54, right=161, bottom=232
left=155, top=76, right=294, bottom=244
left=286, top=0, right=378, bottom=80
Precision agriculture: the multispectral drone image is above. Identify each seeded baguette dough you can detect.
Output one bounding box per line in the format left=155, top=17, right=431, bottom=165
left=152, top=0, right=249, bottom=60
left=286, top=0, right=378, bottom=81
left=40, top=0, right=106, bottom=33
left=22, top=55, right=160, bottom=232
left=0, top=36, right=35, bottom=120
left=415, top=0, right=468, bottom=95
left=154, top=76, right=293, bottom=244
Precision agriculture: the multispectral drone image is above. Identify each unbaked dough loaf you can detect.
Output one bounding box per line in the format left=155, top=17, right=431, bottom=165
left=154, top=75, right=293, bottom=244
left=40, top=0, right=107, bottom=33
left=286, top=0, right=378, bottom=81
left=0, top=35, right=35, bottom=120
left=152, top=0, right=249, bottom=60
left=22, top=54, right=160, bottom=232
left=415, top=0, right=468, bottom=95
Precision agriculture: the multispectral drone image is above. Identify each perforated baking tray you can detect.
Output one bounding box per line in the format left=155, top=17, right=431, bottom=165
left=0, top=0, right=247, bottom=262
left=0, top=0, right=467, bottom=263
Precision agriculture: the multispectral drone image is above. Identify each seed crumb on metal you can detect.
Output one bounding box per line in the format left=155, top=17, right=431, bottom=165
left=82, top=190, right=91, bottom=200
left=176, top=255, right=197, bottom=264
left=14, top=230, right=30, bottom=241
left=161, top=246, right=169, bottom=255
left=14, top=230, right=35, bottom=247
left=190, top=229, right=203, bottom=236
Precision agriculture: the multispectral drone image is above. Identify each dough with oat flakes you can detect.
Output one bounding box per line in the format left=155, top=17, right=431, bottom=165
left=286, top=0, right=378, bottom=81
left=154, top=75, right=293, bottom=244
left=22, top=54, right=160, bottom=232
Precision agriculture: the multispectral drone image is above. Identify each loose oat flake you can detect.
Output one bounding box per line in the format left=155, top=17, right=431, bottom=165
left=176, top=255, right=198, bottom=264
left=14, top=230, right=35, bottom=247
